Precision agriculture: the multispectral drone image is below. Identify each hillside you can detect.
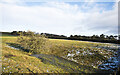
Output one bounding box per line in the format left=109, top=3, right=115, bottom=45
left=1, top=33, right=118, bottom=74
left=1, top=36, right=65, bottom=73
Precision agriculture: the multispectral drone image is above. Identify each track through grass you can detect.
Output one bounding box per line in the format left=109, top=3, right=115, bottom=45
left=1, top=34, right=117, bottom=73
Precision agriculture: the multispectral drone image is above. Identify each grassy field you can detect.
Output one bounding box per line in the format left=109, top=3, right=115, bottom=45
left=1, top=34, right=117, bottom=73
left=1, top=35, right=66, bottom=73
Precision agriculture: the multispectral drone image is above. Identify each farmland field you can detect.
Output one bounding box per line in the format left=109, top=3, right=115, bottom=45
left=1, top=34, right=119, bottom=73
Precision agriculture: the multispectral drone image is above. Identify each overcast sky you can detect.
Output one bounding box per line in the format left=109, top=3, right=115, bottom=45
left=0, top=0, right=119, bottom=36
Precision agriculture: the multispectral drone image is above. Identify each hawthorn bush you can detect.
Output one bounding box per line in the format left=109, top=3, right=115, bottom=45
left=17, top=31, right=50, bottom=54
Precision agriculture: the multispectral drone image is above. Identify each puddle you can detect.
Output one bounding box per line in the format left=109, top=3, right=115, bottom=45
left=67, top=53, right=75, bottom=57
left=6, top=44, right=119, bottom=72
left=98, top=45, right=119, bottom=71
left=6, top=45, right=20, bottom=50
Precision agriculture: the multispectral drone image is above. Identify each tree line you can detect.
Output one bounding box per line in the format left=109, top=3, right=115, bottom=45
left=10, top=31, right=120, bottom=44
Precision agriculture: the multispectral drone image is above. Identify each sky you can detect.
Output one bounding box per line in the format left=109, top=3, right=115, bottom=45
left=0, top=0, right=119, bottom=36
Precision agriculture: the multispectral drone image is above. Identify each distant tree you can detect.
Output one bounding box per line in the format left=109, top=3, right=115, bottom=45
left=91, top=35, right=96, bottom=39
left=109, top=35, right=115, bottom=40
left=70, top=35, right=73, bottom=37
left=119, top=35, right=120, bottom=40
left=106, top=35, right=109, bottom=39
left=100, top=34, right=105, bottom=39
left=74, top=35, right=78, bottom=37
left=95, top=35, right=99, bottom=38
left=114, top=35, right=118, bottom=40
left=11, top=31, right=17, bottom=35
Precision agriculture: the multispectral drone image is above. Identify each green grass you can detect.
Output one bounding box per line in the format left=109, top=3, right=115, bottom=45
left=1, top=36, right=65, bottom=73
left=1, top=34, right=116, bottom=73
left=47, top=39, right=116, bottom=67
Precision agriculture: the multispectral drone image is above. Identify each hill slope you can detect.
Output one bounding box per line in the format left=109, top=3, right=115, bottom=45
left=1, top=33, right=117, bottom=73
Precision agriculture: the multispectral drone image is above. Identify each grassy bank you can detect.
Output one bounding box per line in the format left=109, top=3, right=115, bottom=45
left=1, top=34, right=117, bottom=73
left=1, top=36, right=65, bottom=73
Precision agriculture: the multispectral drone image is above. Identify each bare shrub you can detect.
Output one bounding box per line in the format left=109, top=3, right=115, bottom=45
left=17, top=31, right=50, bottom=54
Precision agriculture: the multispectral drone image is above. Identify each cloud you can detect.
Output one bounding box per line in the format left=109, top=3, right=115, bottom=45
left=0, top=1, right=118, bottom=36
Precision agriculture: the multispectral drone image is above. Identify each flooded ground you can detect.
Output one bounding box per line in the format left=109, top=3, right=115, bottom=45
left=6, top=42, right=120, bottom=73
left=98, top=45, right=119, bottom=71
left=61, top=44, right=119, bottom=71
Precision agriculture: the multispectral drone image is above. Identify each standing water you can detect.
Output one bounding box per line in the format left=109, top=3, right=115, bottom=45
left=98, top=45, right=120, bottom=72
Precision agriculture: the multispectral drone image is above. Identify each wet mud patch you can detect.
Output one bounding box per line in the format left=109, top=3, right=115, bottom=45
left=31, top=54, right=108, bottom=73
left=6, top=43, right=30, bottom=53
left=4, top=54, right=16, bottom=58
